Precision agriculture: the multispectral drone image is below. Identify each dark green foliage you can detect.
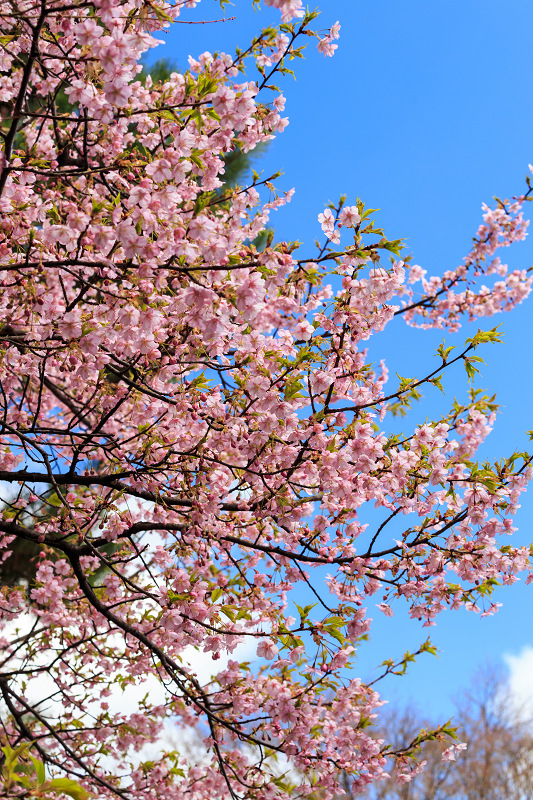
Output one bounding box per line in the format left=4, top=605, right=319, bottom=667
left=139, top=57, right=178, bottom=86
left=0, top=537, right=41, bottom=587
left=251, top=226, right=274, bottom=252
left=139, top=58, right=270, bottom=194
left=222, top=145, right=265, bottom=187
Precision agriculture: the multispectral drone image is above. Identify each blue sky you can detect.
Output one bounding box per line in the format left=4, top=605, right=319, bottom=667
left=148, top=0, right=533, bottom=720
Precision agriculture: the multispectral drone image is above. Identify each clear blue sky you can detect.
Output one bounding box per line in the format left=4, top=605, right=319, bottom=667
left=148, top=0, right=533, bottom=720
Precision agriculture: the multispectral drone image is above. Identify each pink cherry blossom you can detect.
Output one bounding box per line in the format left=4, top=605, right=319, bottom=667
left=318, top=21, right=341, bottom=57
left=339, top=205, right=361, bottom=227
left=257, top=639, right=280, bottom=660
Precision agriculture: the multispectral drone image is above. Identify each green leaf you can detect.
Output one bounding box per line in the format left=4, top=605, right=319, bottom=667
left=437, top=342, right=455, bottom=362
left=29, top=755, right=46, bottom=784
left=151, top=108, right=178, bottom=123
left=284, top=378, right=304, bottom=400
left=295, top=603, right=317, bottom=623
left=380, top=238, right=404, bottom=256
left=420, top=638, right=438, bottom=657
left=326, top=626, right=346, bottom=646
left=192, top=191, right=214, bottom=218
left=220, top=606, right=236, bottom=622
left=45, top=778, right=91, bottom=800
left=466, top=326, right=504, bottom=348
left=431, top=375, right=445, bottom=393
left=464, top=358, right=480, bottom=382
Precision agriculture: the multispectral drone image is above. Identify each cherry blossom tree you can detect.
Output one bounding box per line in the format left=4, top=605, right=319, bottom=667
left=0, top=0, right=532, bottom=798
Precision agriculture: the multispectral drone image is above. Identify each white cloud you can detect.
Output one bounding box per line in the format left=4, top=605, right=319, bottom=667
left=503, top=646, right=533, bottom=718
left=95, top=635, right=258, bottom=718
